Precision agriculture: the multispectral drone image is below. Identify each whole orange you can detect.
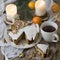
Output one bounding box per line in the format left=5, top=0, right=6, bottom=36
left=32, top=16, right=42, bottom=24
left=28, top=1, right=35, bottom=9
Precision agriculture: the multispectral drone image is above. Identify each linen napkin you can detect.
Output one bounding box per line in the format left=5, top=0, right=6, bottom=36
left=1, top=45, right=23, bottom=60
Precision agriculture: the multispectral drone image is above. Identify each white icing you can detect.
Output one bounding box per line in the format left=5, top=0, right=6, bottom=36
left=37, top=44, right=49, bottom=54
left=36, top=24, right=40, bottom=32
left=8, top=24, right=39, bottom=41
left=23, top=25, right=33, bottom=40
left=9, top=29, right=24, bottom=40
left=23, top=24, right=39, bottom=40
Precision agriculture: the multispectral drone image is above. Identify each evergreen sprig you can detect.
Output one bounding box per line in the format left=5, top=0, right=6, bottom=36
left=13, top=0, right=34, bottom=21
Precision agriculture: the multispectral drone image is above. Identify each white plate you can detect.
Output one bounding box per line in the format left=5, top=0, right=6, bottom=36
left=4, top=28, right=41, bottom=49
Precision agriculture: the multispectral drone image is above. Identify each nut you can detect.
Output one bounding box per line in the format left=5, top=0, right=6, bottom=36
left=19, top=53, right=24, bottom=58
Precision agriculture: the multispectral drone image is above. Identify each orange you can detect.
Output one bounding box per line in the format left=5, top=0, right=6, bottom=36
left=28, top=1, right=35, bottom=9
left=52, top=4, right=60, bottom=12
left=32, top=16, right=42, bottom=24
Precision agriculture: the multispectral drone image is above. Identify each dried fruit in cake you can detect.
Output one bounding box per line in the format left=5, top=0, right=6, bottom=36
left=11, top=25, right=17, bottom=34
left=28, top=1, right=35, bottom=9
left=52, top=4, right=60, bottom=12
left=14, top=20, right=24, bottom=30
left=32, top=16, right=42, bottom=24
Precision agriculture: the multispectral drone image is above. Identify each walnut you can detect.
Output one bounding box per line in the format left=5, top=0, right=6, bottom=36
left=19, top=53, right=25, bottom=58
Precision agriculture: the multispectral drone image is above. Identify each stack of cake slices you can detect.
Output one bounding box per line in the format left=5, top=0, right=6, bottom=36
left=8, top=20, right=40, bottom=45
